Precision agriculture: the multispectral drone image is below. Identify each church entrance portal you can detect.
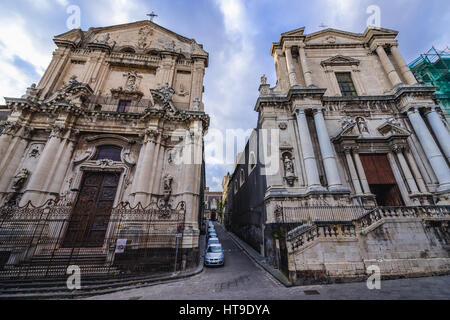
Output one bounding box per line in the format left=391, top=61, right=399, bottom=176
left=63, top=171, right=120, bottom=248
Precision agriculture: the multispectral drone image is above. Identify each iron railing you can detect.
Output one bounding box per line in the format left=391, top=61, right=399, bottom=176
left=0, top=200, right=186, bottom=280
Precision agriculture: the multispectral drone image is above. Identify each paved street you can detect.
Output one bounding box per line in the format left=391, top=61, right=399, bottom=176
left=86, top=223, right=450, bottom=300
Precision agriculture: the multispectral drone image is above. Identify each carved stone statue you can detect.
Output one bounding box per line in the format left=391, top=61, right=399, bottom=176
left=261, top=74, right=267, bottom=85
left=356, top=117, right=369, bottom=135
left=283, top=156, right=295, bottom=186
left=341, top=116, right=356, bottom=130
left=12, top=168, right=29, bottom=191
left=163, top=174, right=173, bottom=201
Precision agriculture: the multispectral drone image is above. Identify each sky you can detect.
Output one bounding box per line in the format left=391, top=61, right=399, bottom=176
left=0, top=0, right=448, bottom=191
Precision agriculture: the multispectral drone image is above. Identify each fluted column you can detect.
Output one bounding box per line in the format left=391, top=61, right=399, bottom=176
left=405, top=150, right=428, bottom=193
left=344, top=147, right=363, bottom=195
left=375, top=44, right=402, bottom=87
left=284, top=45, right=299, bottom=87
left=407, top=107, right=450, bottom=193
left=295, top=108, right=325, bottom=192
left=313, top=109, right=347, bottom=192
left=392, top=145, right=420, bottom=194
left=353, top=151, right=371, bottom=194
left=390, top=45, right=418, bottom=85
left=20, top=127, right=65, bottom=206
left=133, top=129, right=159, bottom=206
left=425, top=106, right=450, bottom=162
left=298, top=43, right=313, bottom=87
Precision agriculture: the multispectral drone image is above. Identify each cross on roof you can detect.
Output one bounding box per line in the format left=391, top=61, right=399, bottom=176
left=147, top=11, right=158, bottom=22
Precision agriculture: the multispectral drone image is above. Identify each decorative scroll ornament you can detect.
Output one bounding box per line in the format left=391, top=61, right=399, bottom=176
left=45, top=75, right=93, bottom=107
left=96, top=159, right=114, bottom=168
left=150, top=83, right=177, bottom=113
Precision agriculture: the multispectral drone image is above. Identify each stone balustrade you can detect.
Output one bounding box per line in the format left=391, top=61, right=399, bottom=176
left=286, top=205, right=450, bottom=254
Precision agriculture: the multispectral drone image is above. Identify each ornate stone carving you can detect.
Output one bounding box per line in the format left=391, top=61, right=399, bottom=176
left=96, top=159, right=114, bottom=168
left=12, top=168, right=29, bottom=191
left=278, top=122, right=288, bottom=130
left=49, top=124, right=66, bottom=139
left=283, top=155, right=296, bottom=186
left=261, top=74, right=267, bottom=85
left=137, top=26, right=153, bottom=50
left=356, top=117, right=369, bottom=135
left=274, top=204, right=284, bottom=223
left=192, top=98, right=200, bottom=111
left=163, top=174, right=173, bottom=201
left=123, top=70, right=142, bottom=92
left=0, top=121, right=19, bottom=136
left=28, top=145, right=42, bottom=158
left=144, top=129, right=160, bottom=143
left=150, top=83, right=177, bottom=113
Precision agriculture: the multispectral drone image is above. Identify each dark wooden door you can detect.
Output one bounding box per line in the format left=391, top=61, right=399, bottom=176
left=63, top=172, right=120, bottom=248
left=359, top=154, right=404, bottom=206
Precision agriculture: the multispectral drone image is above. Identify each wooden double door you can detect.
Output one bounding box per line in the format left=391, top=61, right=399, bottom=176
left=63, top=172, right=120, bottom=248
left=359, top=154, right=404, bottom=207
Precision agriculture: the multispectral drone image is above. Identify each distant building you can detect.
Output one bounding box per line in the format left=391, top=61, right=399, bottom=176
left=228, top=26, right=450, bottom=284
left=409, top=47, right=450, bottom=120
left=221, top=173, right=232, bottom=229
left=204, top=187, right=222, bottom=221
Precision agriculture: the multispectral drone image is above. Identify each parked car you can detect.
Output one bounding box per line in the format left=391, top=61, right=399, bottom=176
left=207, top=232, right=217, bottom=239
left=207, top=237, right=220, bottom=246
left=204, top=244, right=224, bottom=267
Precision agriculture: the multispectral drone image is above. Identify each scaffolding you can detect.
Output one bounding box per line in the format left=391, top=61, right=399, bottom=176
left=409, top=47, right=450, bottom=113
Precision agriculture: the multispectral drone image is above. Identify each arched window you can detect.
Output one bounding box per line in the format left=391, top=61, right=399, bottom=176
left=120, top=47, right=136, bottom=54
left=239, top=169, right=245, bottom=186
left=94, top=145, right=122, bottom=161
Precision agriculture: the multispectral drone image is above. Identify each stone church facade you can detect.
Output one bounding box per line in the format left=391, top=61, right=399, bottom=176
left=227, top=27, right=450, bottom=284
left=0, top=20, right=209, bottom=276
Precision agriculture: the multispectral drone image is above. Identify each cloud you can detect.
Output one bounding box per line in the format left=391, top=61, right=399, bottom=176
left=0, top=14, right=53, bottom=102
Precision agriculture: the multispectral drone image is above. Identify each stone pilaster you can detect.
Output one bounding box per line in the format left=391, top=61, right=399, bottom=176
left=391, top=144, right=420, bottom=195
left=344, top=147, right=363, bottom=195
left=352, top=150, right=371, bottom=194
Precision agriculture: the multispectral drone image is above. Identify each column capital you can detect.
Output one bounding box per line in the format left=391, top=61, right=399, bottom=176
left=423, top=105, right=440, bottom=115
left=343, top=145, right=359, bottom=154
left=406, top=106, right=421, bottom=115
left=390, top=143, right=408, bottom=153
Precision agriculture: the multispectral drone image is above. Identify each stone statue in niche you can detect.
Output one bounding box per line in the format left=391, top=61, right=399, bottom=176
left=123, top=70, right=141, bottom=91
left=356, top=117, right=369, bottom=135
left=163, top=174, right=173, bottom=201
left=283, top=155, right=295, bottom=186
left=12, top=168, right=29, bottom=191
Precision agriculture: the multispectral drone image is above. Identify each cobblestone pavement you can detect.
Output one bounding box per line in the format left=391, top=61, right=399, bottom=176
left=86, top=223, right=450, bottom=300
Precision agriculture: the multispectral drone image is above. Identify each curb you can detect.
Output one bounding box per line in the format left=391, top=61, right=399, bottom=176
left=226, top=229, right=292, bottom=287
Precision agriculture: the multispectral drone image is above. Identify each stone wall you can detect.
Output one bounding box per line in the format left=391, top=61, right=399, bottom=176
left=288, top=213, right=450, bottom=285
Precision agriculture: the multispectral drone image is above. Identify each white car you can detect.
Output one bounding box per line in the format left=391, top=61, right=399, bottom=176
left=207, top=237, right=220, bottom=246
left=204, top=244, right=224, bottom=267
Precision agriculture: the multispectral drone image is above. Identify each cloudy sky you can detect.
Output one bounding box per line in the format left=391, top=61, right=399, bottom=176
left=0, top=0, right=448, bottom=191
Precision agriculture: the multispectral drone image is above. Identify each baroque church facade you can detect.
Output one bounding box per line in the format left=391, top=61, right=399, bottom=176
left=0, top=20, right=209, bottom=274
left=227, top=27, right=450, bottom=284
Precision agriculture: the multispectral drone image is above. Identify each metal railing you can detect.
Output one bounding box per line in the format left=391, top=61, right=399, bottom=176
left=0, top=200, right=186, bottom=280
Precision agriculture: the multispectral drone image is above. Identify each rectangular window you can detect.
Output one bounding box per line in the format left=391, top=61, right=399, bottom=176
left=335, top=72, right=357, bottom=97
left=117, top=100, right=131, bottom=113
